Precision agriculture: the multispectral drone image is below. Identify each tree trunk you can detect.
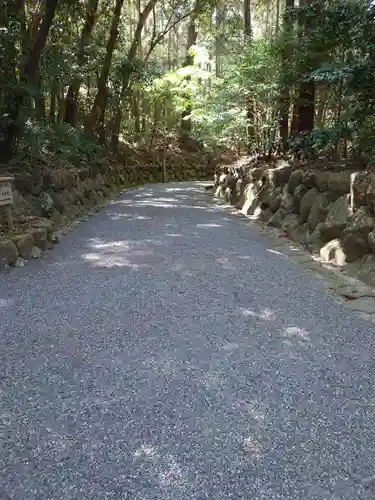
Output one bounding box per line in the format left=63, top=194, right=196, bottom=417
left=133, top=94, right=141, bottom=135
left=57, top=87, right=65, bottom=124
left=133, top=0, right=142, bottom=137
left=275, top=0, right=280, bottom=33
left=179, top=0, right=204, bottom=140
left=278, top=0, right=294, bottom=151
left=34, top=79, right=46, bottom=119
left=0, top=0, right=59, bottom=159
left=297, top=0, right=315, bottom=134
left=244, top=0, right=254, bottom=153
left=23, top=0, right=59, bottom=83
left=64, top=0, right=99, bottom=126
left=110, top=0, right=157, bottom=152
left=50, top=81, right=58, bottom=123
left=215, top=1, right=225, bottom=77
left=86, top=0, right=125, bottom=137
left=297, top=82, right=315, bottom=133
left=180, top=13, right=198, bottom=139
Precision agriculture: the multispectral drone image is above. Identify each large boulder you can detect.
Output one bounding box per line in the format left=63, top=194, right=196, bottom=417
left=30, top=218, right=54, bottom=239
left=236, top=178, right=244, bottom=196
left=268, top=208, right=287, bottom=228
left=11, top=233, right=35, bottom=259
left=42, top=170, right=65, bottom=191
left=300, top=171, right=315, bottom=189
left=48, top=191, right=66, bottom=214
left=321, top=195, right=350, bottom=241
left=214, top=184, right=225, bottom=198
left=368, top=229, right=375, bottom=254
left=0, top=239, right=19, bottom=266
left=366, top=174, right=375, bottom=213
left=282, top=213, right=300, bottom=236
left=257, top=184, right=273, bottom=209
left=247, top=167, right=266, bottom=183
left=269, top=186, right=283, bottom=212
left=235, top=179, right=247, bottom=210
left=341, top=207, right=375, bottom=261
left=29, top=228, right=47, bottom=250
left=312, top=171, right=351, bottom=198
left=287, top=170, right=303, bottom=194
left=14, top=173, right=32, bottom=195
left=267, top=162, right=292, bottom=188
left=292, top=184, right=310, bottom=214
left=347, top=254, right=375, bottom=287
left=344, top=206, right=374, bottom=235
left=253, top=206, right=273, bottom=222
left=300, top=187, right=318, bottom=223
left=307, top=193, right=330, bottom=231
left=241, top=183, right=260, bottom=215
left=12, top=190, right=32, bottom=216
left=306, top=222, right=325, bottom=252
left=350, top=171, right=375, bottom=211
left=38, top=191, right=54, bottom=217
left=280, top=184, right=294, bottom=212
left=320, top=239, right=347, bottom=266
left=288, top=222, right=309, bottom=245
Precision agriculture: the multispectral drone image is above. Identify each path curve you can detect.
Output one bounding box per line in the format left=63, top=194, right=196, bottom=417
left=1, top=182, right=375, bottom=499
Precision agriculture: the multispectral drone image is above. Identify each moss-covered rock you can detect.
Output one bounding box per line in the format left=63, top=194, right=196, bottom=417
left=29, top=228, right=47, bottom=250
left=38, top=191, right=54, bottom=217
left=11, top=233, right=35, bottom=258
left=0, top=239, right=19, bottom=266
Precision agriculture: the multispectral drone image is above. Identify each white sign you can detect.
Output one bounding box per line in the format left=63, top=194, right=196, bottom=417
left=0, top=178, right=14, bottom=206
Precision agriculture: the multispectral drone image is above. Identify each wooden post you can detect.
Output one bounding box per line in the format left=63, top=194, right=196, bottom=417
left=162, top=157, right=167, bottom=183
left=5, top=206, right=14, bottom=230
left=0, top=177, right=15, bottom=230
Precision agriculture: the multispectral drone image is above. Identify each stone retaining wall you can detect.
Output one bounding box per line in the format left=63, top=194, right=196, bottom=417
left=214, top=162, right=375, bottom=287
left=0, top=160, right=214, bottom=268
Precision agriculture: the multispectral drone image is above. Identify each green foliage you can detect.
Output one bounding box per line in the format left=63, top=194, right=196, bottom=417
left=3, top=0, right=375, bottom=163
left=13, top=121, right=104, bottom=165
left=192, top=40, right=280, bottom=152
left=278, top=0, right=375, bottom=159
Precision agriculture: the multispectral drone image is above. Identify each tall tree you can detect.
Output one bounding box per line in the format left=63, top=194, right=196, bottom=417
left=296, top=0, right=315, bottom=134
left=109, top=0, right=157, bottom=151
left=278, top=0, right=294, bottom=151
left=86, top=0, right=125, bottom=139
left=179, top=1, right=200, bottom=140
left=244, top=0, right=254, bottom=153
left=64, top=0, right=100, bottom=126
left=0, top=0, right=59, bottom=159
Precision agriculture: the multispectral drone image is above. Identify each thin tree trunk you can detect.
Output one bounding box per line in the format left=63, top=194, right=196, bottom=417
left=180, top=8, right=199, bottom=140
left=133, top=0, right=142, bottom=136
left=50, top=81, right=58, bottom=123
left=34, top=79, right=46, bottom=119
left=110, top=0, right=157, bottom=151
left=64, top=0, right=100, bottom=126
left=278, top=0, right=294, bottom=151
left=275, top=0, right=280, bottom=33
left=215, top=1, right=225, bottom=77
left=316, top=86, right=328, bottom=128
left=86, top=0, right=125, bottom=137
left=244, top=0, right=254, bottom=153
left=57, top=87, right=65, bottom=124
left=297, top=0, right=315, bottom=134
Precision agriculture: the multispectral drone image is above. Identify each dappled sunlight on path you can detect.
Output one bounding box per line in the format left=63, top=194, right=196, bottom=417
left=1, top=182, right=375, bottom=498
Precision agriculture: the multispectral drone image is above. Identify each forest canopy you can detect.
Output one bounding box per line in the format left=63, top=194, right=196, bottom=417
left=1, top=0, right=375, bottom=165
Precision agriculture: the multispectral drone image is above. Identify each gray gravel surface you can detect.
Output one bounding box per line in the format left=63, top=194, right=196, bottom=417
left=1, top=182, right=375, bottom=500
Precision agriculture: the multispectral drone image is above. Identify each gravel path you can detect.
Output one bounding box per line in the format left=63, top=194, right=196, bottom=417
left=1, top=182, right=375, bottom=499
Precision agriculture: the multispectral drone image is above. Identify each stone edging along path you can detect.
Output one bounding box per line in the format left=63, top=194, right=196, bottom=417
left=203, top=184, right=375, bottom=322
